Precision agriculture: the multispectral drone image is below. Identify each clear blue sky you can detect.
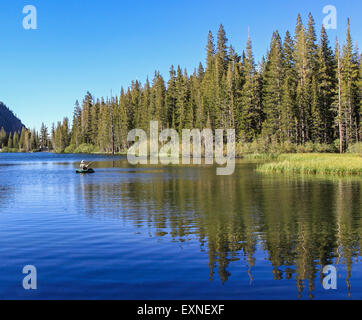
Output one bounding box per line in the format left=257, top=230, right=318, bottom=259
left=0, top=0, right=361, bottom=130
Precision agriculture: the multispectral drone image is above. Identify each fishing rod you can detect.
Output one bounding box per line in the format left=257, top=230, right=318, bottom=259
left=85, top=161, right=94, bottom=168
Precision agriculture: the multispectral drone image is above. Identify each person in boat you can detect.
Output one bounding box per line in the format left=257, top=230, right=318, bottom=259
left=80, top=160, right=87, bottom=170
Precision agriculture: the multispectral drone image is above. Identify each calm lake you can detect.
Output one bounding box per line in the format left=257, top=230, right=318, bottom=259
left=0, top=152, right=361, bottom=300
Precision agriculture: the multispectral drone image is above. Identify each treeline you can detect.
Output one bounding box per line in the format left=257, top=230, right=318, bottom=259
left=0, top=124, right=50, bottom=152
left=2, top=13, right=360, bottom=154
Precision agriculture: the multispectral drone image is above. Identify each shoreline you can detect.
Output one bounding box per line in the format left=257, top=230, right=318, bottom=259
left=1, top=150, right=361, bottom=176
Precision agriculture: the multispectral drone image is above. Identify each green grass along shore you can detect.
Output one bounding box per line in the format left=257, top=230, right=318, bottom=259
left=257, top=154, right=362, bottom=176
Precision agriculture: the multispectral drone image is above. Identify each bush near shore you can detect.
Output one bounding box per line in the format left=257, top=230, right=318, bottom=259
left=235, top=139, right=338, bottom=157
left=0, top=147, right=20, bottom=153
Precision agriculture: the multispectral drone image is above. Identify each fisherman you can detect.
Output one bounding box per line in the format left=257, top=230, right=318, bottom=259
left=80, top=160, right=87, bottom=170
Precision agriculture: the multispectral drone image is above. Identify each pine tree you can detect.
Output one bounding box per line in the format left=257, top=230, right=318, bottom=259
left=180, top=69, right=193, bottom=129
left=151, top=71, right=166, bottom=127
left=237, top=36, right=261, bottom=142
left=53, top=122, right=62, bottom=152
left=61, top=118, right=70, bottom=150
left=175, top=66, right=187, bottom=132
left=12, top=131, right=19, bottom=149
left=281, top=31, right=298, bottom=141
left=190, top=69, right=203, bottom=128
left=116, top=90, right=129, bottom=150
left=51, top=123, right=56, bottom=151
left=202, top=31, right=217, bottom=130
left=81, top=92, right=93, bottom=144
left=206, top=31, right=215, bottom=70
left=0, top=127, right=6, bottom=148
left=262, top=31, right=284, bottom=140
left=7, top=133, right=12, bottom=148
left=294, top=14, right=308, bottom=144
left=19, top=127, right=31, bottom=152
left=140, top=79, right=151, bottom=131
left=129, top=81, right=142, bottom=129
left=40, top=123, right=49, bottom=149
left=166, top=66, right=177, bottom=128
left=341, top=19, right=359, bottom=146
left=226, top=59, right=236, bottom=128
left=91, top=99, right=100, bottom=145
left=70, top=100, right=82, bottom=147
left=215, top=24, right=229, bottom=81
left=52, top=119, right=69, bottom=152
left=97, top=100, right=112, bottom=152
left=30, top=129, right=38, bottom=151
left=317, top=25, right=336, bottom=144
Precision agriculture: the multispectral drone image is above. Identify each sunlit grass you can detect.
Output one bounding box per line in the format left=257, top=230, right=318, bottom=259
left=257, top=153, right=362, bottom=176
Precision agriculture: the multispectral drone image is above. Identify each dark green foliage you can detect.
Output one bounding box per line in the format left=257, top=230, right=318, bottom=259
left=3, top=15, right=359, bottom=155
left=47, top=16, right=359, bottom=154
left=262, top=31, right=284, bottom=140
left=237, top=36, right=262, bottom=142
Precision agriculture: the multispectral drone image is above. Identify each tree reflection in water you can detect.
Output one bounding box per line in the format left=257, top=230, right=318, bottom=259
left=76, top=162, right=362, bottom=298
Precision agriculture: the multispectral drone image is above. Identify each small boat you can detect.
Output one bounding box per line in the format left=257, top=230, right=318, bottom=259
left=76, top=168, right=95, bottom=174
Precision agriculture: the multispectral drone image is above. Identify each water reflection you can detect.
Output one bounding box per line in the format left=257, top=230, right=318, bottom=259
left=75, top=161, right=362, bottom=299
left=0, top=152, right=361, bottom=299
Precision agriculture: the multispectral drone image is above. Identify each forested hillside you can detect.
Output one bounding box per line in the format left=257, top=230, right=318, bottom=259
left=2, top=13, right=361, bottom=154
left=0, top=102, right=23, bottom=134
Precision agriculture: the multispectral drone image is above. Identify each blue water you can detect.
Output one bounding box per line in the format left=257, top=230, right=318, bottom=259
left=0, top=152, right=361, bottom=300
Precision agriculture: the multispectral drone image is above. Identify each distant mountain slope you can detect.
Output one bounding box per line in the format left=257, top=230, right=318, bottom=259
left=0, top=102, right=24, bottom=133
